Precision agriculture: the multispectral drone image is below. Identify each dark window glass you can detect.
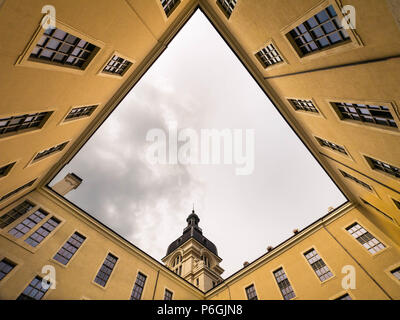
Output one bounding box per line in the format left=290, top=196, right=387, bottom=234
left=94, top=253, right=118, bottom=287
left=304, top=249, right=333, bottom=282
left=0, top=112, right=51, bottom=137
left=164, top=289, right=173, bottom=300
left=391, top=267, right=400, bottom=280
left=336, top=293, right=352, bottom=300
left=160, top=0, right=181, bottom=17
left=0, top=162, right=15, bottom=177
left=30, top=28, right=98, bottom=69
left=217, top=0, right=238, bottom=18
left=102, top=55, right=132, bottom=76
left=24, top=217, right=61, bottom=247
left=289, top=99, right=319, bottom=113
left=366, top=157, right=400, bottom=179
left=346, top=223, right=385, bottom=254
left=273, top=268, right=296, bottom=300
left=64, top=105, right=97, bottom=121
left=245, top=284, right=258, bottom=300
left=316, top=137, right=347, bottom=155
left=339, top=170, right=373, bottom=191
left=255, top=43, right=284, bottom=68
left=33, top=142, right=68, bottom=161
left=130, top=272, right=147, bottom=300
left=0, top=201, right=35, bottom=229
left=8, top=209, right=47, bottom=238
left=53, top=232, right=86, bottom=265
left=393, top=199, right=400, bottom=210
left=17, top=276, right=50, bottom=300
left=288, top=5, right=350, bottom=56
left=0, top=258, right=16, bottom=281
left=0, top=180, right=36, bottom=202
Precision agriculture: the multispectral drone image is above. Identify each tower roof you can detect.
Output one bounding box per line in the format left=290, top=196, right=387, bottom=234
left=165, top=209, right=219, bottom=257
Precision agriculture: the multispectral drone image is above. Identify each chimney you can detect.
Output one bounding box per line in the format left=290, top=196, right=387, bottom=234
left=243, top=261, right=249, bottom=267
left=293, top=229, right=299, bottom=235
left=267, top=246, right=273, bottom=252
left=52, top=173, right=82, bottom=196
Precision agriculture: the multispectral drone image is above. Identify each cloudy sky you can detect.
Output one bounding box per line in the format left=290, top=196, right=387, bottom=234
left=51, top=11, right=346, bottom=277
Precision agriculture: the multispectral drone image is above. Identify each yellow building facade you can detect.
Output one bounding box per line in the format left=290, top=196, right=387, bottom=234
left=0, top=0, right=400, bottom=300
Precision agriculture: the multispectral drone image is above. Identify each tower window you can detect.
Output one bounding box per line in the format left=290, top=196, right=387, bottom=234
left=288, top=99, right=319, bottom=113
left=255, top=43, right=284, bottom=68
left=53, top=232, right=86, bottom=265
left=0, top=112, right=52, bottom=138
left=8, top=209, right=47, bottom=239
left=64, top=105, right=97, bottom=122
left=346, top=223, right=385, bottom=254
left=365, top=156, right=400, bottom=179
left=304, top=249, right=333, bottom=282
left=33, top=142, right=68, bottom=162
left=339, top=170, right=373, bottom=192
left=30, top=28, right=99, bottom=69
left=287, top=5, right=350, bottom=57
left=0, top=162, right=15, bottom=178
left=102, top=55, right=132, bottom=76
left=164, top=289, right=173, bottom=300
left=0, top=179, right=37, bottom=202
left=245, top=284, right=258, bottom=300
left=131, top=272, right=147, bottom=300
left=391, top=267, right=400, bottom=280
left=94, top=253, right=118, bottom=287
left=160, top=0, right=181, bottom=17
left=273, top=267, right=296, bottom=300
left=316, top=137, right=347, bottom=155
left=17, top=276, right=50, bottom=300
left=335, top=293, right=352, bottom=300
left=0, top=201, right=35, bottom=229
left=333, top=102, right=397, bottom=128
left=217, top=0, right=238, bottom=19
left=0, top=258, right=16, bottom=281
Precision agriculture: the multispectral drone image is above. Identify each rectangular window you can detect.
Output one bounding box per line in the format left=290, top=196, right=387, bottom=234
left=361, top=198, right=394, bottom=222
left=316, top=137, right=347, bottom=155
left=366, top=156, right=400, bottom=179
left=8, top=209, right=47, bottom=238
left=24, top=217, right=61, bottom=247
left=0, top=162, right=15, bottom=178
left=346, top=223, right=385, bottom=254
left=288, top=5, right=350, bottom=57
left=17, top=276, right=50, bottom=300
left=0, top=201, right=35, bottom=229
left=245, top=284, right=258, bottom=300
left=273, top=268, right=296, bottom=300
left=288, top=99, right=319, bottom=113
left=164, top=289, right=173, bottom=300
left=339, top=170, right=373, bottom=192
left=333, top=102, right=397, bottom=128
left=53, top=232, right=86, bottom=265
left=0, top=258, right=16, bottom=281
left=33, top=142, right=68, bottom=162
left=0, top=179, right=37, bottom=203
left=30, top=28, right=99, bottom=69
left=64, top=105, right=97, bottom=121
left=393, top=199, right=400, bottom=210
left=336, top=293, right=352, bottom=300
left=130, top=272, right=147, bottom=300
left=94, top=253, right=118, bottom=287
left=304, top=249, right=333, bottom=282
left=255, top=43, right=284, bottom=68
left=102, top=55, right=132, bottom=76
left=0, top=112, right=51, bottom=138
left=391, top=267, right=400, bottom=280
left=217, top=0, right=238, bottom=19
left=160, top=0, right=181, bottom=17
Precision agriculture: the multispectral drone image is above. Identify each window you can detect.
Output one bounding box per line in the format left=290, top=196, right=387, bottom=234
left=164, top=289, right=173, bottom=300
left=30, top=28, right=99, bottom=69
left=131, top=272, right=147, bottom=300
left=287, top=5, right=350, bottom=57
left=217, top=0, right=238, bottom=19
left=53, top=232, right=86, bottom=265
left=196, top=278, right=199, bottom=286
left=0, top=258, right=16, bottom=281
left=339, top=170, right=373, bottom=192
left=102, top=55, right=132, bottom=76
left=24, top=217, right=61, bottom=247
left=0, top=179, right=36, bottom=203
left=245, top=284, right=258, bottom=300
left=393, top=199, right=400, bottom=210
left=391, top=267, right=400, bottom=280
left=160, top=0, right=180, bottom=17
left=94, top=253, right=118, bottom=287
left=304, top=249, right=333, bottom=282
left=346, top=223, right=385, bottom=254
left=0, top=112, right=51, bottom=138
left=273, top=268, right=296, bottom=300
left=288, top=99, right=319, bottom=113
left=201, top=255, right=211, bottom=268
left=316, top=137, right=347, bottom=155
left=0, top=201, right=35, bottom=229
left=0, top=162, right=15, bottom=178
left=336, top=293, right=352, bottom=300
left=333, top=102, right=397, bottom=128
left=17, top=276, right=50, bottom=300
left=64, top=105, right=97, bottom=121
left=8, top=209, right=47, bottom=239
left=255, top=43, right=284, bottom=68
left=33, top=142, right=68, bottom=162
left=366, top=156, right=400, bottom=179
left=361, top=198, right=394, bottom=222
